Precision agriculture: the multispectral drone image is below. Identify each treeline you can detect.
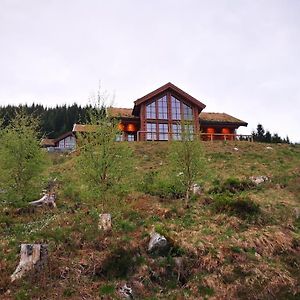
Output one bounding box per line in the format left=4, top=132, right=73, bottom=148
left=0, top=104, right=93, bottom=139
left=252, top=124, right=290, bottom=144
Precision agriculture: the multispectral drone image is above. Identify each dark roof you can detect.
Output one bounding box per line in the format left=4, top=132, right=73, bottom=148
left=55, top=131, right=74, bottom=141
left=41, top=131, right=74, bottom=147
left=200, top=112, right=248, bottom=126
left=133, top=82, right=206, bottom=115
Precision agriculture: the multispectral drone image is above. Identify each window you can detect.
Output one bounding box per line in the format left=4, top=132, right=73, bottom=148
left=146, top=123, right=156, bottom=140
left=172, top=124, right=182, bottom=140
left=184, top=124, right=194, bottom=140
left=183, top=103, right=193, bottom=120
left=171, top=96, right=181, bottom=120
left=127, top=134, right=135, bottom=142
left=115, top=134, right=123, bottom=141
left=157, top=96, right=168, bottom=119
left=145, top=94, right=196, bottom=141
left=159, top=123, right=168, bottom=140
left=146, top=101, right=156, bottom=119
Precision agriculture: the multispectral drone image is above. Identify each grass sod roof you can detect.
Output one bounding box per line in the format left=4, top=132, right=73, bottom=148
left=107, top=107, right=248, bottom=126
left=200, top=112, right=248, bottom=126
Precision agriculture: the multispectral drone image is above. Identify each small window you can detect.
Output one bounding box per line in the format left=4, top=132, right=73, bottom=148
left=115, top=134, right=123, bottom=142
left=127, top=134, right=135, bottom=142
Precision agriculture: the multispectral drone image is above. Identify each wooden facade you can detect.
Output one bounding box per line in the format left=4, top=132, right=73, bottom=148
left=106, top=82, right=248, bottom=141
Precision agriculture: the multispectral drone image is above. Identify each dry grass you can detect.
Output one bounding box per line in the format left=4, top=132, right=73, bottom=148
left=0, top=142, right=299, bottom=299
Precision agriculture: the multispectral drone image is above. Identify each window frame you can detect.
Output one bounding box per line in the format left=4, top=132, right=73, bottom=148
left=144, top=92, right=196, bottom=141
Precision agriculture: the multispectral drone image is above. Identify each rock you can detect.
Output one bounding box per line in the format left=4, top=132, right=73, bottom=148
left=191, top=183, right=202, bottom=196
left=11, top=244, right=48, bottom=282
left=233, top=147, right=239, bottom=151
left=266, top=146, right=273, bottom=150
left=118, top=283, right=133, bottom=299
left=249, top=176, right=269, bottom=185
left=148, top=231, right=168, bottom=254
left=98, top=213, right=112, bottom=231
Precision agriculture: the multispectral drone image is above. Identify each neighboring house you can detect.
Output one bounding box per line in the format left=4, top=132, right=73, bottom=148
left=74, top=82, right=248, bottom=141
left=41, top=131, right=76, bottom=151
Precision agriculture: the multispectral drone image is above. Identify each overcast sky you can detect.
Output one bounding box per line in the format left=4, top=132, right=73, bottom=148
left=0, top=0, right=299, bottom=141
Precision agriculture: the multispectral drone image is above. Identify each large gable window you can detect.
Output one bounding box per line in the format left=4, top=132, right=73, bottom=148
left=144, top=93, right=195, bottom=141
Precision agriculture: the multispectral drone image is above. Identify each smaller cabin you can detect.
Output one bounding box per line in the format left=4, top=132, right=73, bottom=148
left=41, top=131, right=76, bottom=152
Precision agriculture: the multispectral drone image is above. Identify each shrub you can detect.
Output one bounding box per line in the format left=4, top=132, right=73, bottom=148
left=0, top=111, right=49, bottom=207
left=139, top=171, right=185, bottom=199
left=99, top=284, right=115, bottom=296
left=209, top=177, right=255, bottom=194
left=212, top=195, right=260, bottom=219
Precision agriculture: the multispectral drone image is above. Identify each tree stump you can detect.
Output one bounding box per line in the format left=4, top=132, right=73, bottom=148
left=98, top=213, right=112, bottom=231
left=11, top=244, right=48, bottom=282
left=29, top=193, right=56, bottom=208
left=148, top=231, right=168, bottom=254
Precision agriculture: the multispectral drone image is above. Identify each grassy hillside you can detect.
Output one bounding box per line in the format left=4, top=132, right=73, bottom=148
left=1, top=141, right=300, bottom=299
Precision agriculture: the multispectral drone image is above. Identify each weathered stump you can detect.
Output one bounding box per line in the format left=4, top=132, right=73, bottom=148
left=148, top=231, right=168, bottom=254
left=191, top=183, right=202, bottom=196
left=11, top=244, right=48, bottom=282
left=29, top=193, right=56, bottom=208
left=98, top=213, right=112, bottom=231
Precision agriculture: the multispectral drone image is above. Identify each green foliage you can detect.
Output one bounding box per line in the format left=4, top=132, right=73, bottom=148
left=139, top=171, right=185, bottom=199
left=252, top=123, right=290, bottom=144
left=99, top=247, right=138, bottom=279
left=212, top=194, right=260, bottom=219
left=99, top=284, right=115, bottom=295
left=0, top=103, right=94, bottom=139
left=209, top=177, right=255, bottom=194
left=168, top=129, right=207, bottom=207
left=0, top=111, right=49, bottom=207
left=75, top=102, right=135, bottom=211
left=63, top=288, right=76, bottom=297
left=198, top=285, right=215, bottom=297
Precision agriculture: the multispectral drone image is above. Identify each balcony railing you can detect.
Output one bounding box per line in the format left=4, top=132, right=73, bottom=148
left=136, top=131, right=253, bottom=142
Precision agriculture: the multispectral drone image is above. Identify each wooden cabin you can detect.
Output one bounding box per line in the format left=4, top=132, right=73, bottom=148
left=41, top=131, right=76, bottom=151
left=92, top=82, right=248, bottom=141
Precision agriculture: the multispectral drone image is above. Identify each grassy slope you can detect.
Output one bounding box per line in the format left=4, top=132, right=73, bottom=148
left=0, top=141, right=300, bottom=299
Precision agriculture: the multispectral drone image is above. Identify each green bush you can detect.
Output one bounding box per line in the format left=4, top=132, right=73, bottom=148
left=209, top=177, right=255, bottom=194
left=99, top=284, right=115, bottom=295
left=139, top=171, right=185, bottom=199
left=212, top=195, right=260, bottom=219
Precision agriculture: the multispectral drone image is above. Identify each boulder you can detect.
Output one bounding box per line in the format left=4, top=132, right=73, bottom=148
left=249, top=176, right=269, bottom=185
left=148, top=231, right=168, bottom=254
left=11, top=244, right=48, bottom=282
left=98, top=213, right=112, bottom=231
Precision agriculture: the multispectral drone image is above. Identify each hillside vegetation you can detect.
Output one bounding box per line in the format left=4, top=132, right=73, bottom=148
left=0, top=141, right=300, bottom=299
